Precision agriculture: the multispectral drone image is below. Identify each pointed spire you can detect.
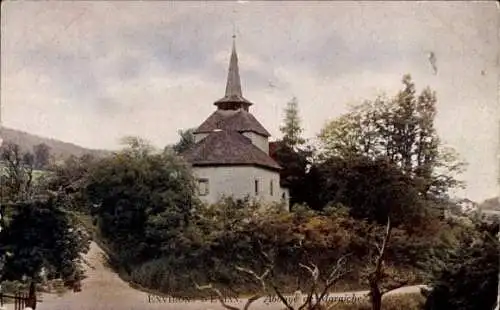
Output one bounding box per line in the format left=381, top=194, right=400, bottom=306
left=214, top=35, right=253, bottom=111
left=225, top=35, right=242, bottom=98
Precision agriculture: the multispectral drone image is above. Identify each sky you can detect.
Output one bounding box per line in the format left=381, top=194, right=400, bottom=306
left=1, top=1, right=499, bottom=202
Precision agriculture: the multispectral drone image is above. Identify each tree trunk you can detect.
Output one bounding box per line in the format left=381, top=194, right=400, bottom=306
left=370, top=280, right=382, bottom=310
left=494, top=229, right=500, bottom=310
left=26, top=281, right=36, bottom=309
left=369, top=217, right=391, bottom=310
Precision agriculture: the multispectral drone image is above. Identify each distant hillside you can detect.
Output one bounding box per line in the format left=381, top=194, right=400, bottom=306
left=478, top=197, right=500, bottom=211
left=1, top=127, right=111, bottom=159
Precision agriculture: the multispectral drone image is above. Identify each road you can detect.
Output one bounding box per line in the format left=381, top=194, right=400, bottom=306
left=4, top=242, right=426, bottom=310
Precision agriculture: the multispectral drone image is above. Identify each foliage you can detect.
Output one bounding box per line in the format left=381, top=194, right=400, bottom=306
left=271, top=141, right=317, bottom=208
left=0, top=142, right=35, bottom=202
left=0, top=196, right=91, bottom=286
left=280, top=97, right=306, bottom=149
left=313, top=156, right=433, bottom=227
left=423, top=221, right=499, bottom=310
left=318, top=74, right=465, bottom=199
left=33, top=143, right=51, bottom=170
left=44, top=153, right=98, bottom=213
left=127, top=198, right=445, bottom=297
left=273, top=97, right=319, bottom=208
left=85, top=137, right=197, bottom=266
left=172, top=128, right=196, bottom=154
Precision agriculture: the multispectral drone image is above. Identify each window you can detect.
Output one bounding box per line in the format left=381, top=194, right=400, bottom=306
left=270, top=180, right=274, bottom=196
left=254, top=179, right=259, bottom=196
left=197, top=178, right=209, bottom=196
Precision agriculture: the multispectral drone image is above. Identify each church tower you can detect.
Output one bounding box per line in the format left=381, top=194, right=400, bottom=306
left=181, top=37, right=289, bottom=208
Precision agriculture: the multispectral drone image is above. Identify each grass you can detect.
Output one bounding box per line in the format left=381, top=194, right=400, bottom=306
left=325, top=293, right=425, bottom=310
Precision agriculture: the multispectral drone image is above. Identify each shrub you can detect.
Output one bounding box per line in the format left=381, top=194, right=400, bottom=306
left=423, top=222, right=499, bottom=310
left=128, top=198, right=442, bottom=297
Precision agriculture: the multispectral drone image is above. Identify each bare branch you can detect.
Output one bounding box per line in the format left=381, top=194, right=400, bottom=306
left=267, top=282, right=294, bottom=310
left=235, top=266, right=270, bottom=292
left=243, top=294, right=263, bottom=310
left=299, top=262, right=319, bottom=282
left=375, top=217, right=392, bottom=275
left=368, top=216, right=393, bottom=310
left=326, top=254, right=351, bottom=285
left=194, top=282, right=240, bottom=310
left=258, top=245, right=274, bottom=266
left=316, top=254, right=352, bottom=308
left=375, top=243, right=382, bottom=255
left=298, top=262, right=320, bottom=310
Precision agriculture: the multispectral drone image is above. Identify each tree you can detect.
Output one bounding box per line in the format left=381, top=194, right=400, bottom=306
left=32, top=143, right=51, bottom=169
left=85, top=137, right=197, bottom=266
left=44, top=153, right=98, bottom=213
left=280, top=97, right=305, bottom=150
left=271, top=142, right=315, bottom=208
left=0, top=195, right=90, bottom=288
left=314, top=156, right=431, bottom=227
left=423, top=221, right=499, bottom=310
left=0, top=142, right=35, bottom=202
left=364, top=217, right=421, bottom=310
left=273, top=97, right=317, bottom=208
left=318, top=75, right=464, bottom=199
left=173, top=128, right=196, bottom=154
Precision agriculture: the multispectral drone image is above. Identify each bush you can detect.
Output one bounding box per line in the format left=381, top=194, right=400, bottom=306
left=126, top=198, right=444, bottom=297
left=423, top=222, right=499, bottom=310
left=0, top=197, right=90, bottom=286
left=85, top=142, right=197, bottom=267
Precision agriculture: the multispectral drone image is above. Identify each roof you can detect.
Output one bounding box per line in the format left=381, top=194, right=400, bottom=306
left=194, top=109, right=271, bottom=137
left=268, top=141, right=280, bottom=159
left=181, top=130, right=281, bottom=171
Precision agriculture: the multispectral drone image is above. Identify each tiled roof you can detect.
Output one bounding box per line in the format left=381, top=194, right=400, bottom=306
left=181, top=130, right=281, bottom=171
left=194, top=109, right=271, bottom=137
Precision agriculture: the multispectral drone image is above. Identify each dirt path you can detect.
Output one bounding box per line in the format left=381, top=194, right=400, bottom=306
left=22, top=242, right=424, bottom=310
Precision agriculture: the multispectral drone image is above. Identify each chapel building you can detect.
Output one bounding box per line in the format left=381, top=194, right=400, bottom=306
left=181, top=38, right=289, bottom=209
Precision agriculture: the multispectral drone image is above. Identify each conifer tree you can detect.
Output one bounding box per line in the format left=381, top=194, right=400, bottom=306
left=280, top=97, right=305, bottom=149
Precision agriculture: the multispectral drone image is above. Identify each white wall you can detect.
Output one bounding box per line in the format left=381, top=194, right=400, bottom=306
left=242, top=132, right=269, bottom=154
left=192, top=166, right=283, bottom=206
left=280, top=187, right=290, bottom=211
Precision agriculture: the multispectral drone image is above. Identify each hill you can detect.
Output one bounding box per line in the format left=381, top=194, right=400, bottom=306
left=1, top=127, right=111, bottom=159
left=478, top=197, right=500, bottom=211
